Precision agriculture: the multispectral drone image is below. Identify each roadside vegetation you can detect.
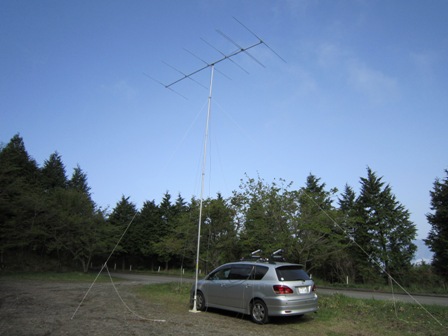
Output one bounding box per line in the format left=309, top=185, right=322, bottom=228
left=1, top=134, right=447, bottom=298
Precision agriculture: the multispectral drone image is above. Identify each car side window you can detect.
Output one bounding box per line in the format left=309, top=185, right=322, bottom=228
left=208, top=267, right=231, bottom=280
left=252, top=266, right=269, bottom=280
left=229, top=265, right=253, bottom=280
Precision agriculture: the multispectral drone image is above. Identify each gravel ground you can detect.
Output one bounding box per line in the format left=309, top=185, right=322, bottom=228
left=0, top=279, right=311, bottom=336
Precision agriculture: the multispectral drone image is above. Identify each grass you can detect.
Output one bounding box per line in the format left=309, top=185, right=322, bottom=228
left=136, top=281, right=192, bottom=313
left=313, top=276, right=448, bottom=296
left=314, top=293, right=447, bottom=335
left=137, top=282, right=448, bottom=336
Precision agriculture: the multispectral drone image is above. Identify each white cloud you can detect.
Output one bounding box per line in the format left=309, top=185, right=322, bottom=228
left=284, top=0, right=318, bottom=15
left=113, top=80, right=137, bottom=100
left=316, top=42, right=349, bottom=68
left=410, top=50, right=438, bottom=82
left=347, top=60, right=399, bottom=104
left=102, top=80, right=137, bottom=100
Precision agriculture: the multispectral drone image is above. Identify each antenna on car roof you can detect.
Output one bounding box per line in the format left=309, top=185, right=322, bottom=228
left=251, top=249, right=263, bottom=257
left=270, top=249, right=286, bottom=262
left=272, top=249, right=283, bottom=255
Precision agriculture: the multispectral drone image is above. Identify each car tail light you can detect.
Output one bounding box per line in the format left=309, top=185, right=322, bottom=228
left=273, top=285, right=294, bottom=294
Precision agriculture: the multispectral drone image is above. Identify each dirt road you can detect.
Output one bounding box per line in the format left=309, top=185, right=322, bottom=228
left=0, top=277, right=304, bottom=336
left=1, top=274, right=445, bottom=335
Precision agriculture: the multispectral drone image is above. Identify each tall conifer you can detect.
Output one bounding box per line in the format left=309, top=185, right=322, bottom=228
left=425, top=169, right=448, bottom=280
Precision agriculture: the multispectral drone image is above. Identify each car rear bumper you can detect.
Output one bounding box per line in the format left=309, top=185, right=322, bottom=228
left=264, top=295, right=319, bottom=316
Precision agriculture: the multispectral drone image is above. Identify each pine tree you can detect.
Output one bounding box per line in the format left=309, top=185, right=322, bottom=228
left=202, top=193, right=238, bottom=270
left=231, top=175, right=293, bottom=257
left=68, top=165, right=92, bottom=198
left=155, top=192, right=176, bottom=270
left=335, top=185, right=359, bottom=282
left=108, top=196, right=138, bottom=270
left=291, top=174, right=344, bottom=277
left=0, top=134, right=42, bottom=261
left=45, top=188, right=103, bottom=272
left=41, top=163, right=108, bottom=272
left=355, top=167, right=416, bottom=283
left=41, top=152, right=67, bottom=190
left=154, top=192, right=197, bottom=270
left=425, top=169, right=448, bottom=280
left=138, top=199, right=162, bottom=269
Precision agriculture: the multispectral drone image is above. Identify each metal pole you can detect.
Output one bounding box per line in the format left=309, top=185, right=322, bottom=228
left=191, top=64, right=215, bottom=313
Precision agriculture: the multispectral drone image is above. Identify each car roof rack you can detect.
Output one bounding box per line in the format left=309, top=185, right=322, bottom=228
left=240, top=248, right=286, bottom=264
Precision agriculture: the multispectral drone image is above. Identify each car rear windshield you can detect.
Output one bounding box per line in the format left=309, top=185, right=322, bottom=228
left=275, top=265, right=311, bottom=281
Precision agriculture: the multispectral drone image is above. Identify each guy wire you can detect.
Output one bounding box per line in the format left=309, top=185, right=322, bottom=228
left=71, top=212, right=138, bottom=320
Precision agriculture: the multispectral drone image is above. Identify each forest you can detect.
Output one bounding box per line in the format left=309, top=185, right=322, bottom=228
left=1, top=134, right=447, bottom=287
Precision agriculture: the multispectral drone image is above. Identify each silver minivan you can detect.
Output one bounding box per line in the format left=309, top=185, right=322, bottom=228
left=190, top=259, right=318, bottom=324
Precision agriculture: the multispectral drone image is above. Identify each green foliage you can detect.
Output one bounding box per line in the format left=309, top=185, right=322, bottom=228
left=0, top=134, right=109, bottom=272
left=68, top=165, right=92, bottom=197
left=107, top=196, right=139, bottom=269
left=41, top=152, right=67, bottom=190
left=231, top=174, right=349, bottom=281
left=231, top=175, right=295, bottom=257
left=425, top=169, right=448, bottom=280
left=137, top=200, right=164, bottom=260
left=350, top=167, right=417, bottom=284
left=45, top=188, right=110, bottom=272
left=406, top=262, right=448, bottom=294
left=0, top=134, right=442, bottom=293
left=290, top=174, right=346, bottom=276
left=0, top=134, right=42, bottom=255
left=201, top=194, right=239, bottom=270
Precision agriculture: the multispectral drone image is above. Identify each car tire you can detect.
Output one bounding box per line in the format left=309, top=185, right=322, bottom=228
left=250, top=299, right=269, bottom=324
left=195, top=291, right=206, bottom=311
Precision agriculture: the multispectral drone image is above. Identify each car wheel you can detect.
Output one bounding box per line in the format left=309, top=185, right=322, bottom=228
left=195, top=291, right=206, bottom=311
left=250, top=299, right=269, bottom=324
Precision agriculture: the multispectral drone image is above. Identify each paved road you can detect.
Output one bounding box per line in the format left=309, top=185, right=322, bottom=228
left=110, top=273, right=448, bottom=307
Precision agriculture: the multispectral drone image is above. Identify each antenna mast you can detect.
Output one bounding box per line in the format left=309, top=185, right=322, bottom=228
left=152, top=18, right=284, bottom=313
left=192, top=64, right=214, bottom=312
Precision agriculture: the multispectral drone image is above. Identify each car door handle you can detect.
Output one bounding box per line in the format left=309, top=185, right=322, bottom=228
left=245, top=284, right=252, bottom=288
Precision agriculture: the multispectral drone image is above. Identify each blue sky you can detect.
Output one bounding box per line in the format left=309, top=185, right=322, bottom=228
left=1, top=1, right=447, bottom=239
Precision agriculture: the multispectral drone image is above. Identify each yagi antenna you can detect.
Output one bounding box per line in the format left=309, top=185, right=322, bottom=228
left=162, top=61, right=209, bottom=90
left=200, top=37, right=250, bottom=75
left=233, top=16, right=287, bottom=64
left=165, top=38, right=263, bottom=88
left=216, top=29, right=266, bottom=68
left=147, top=20, right=284, bottom=95
left=143, top=72, right=188, bottom=100
left=183, top=48, right=233, bottom=80
left=146, top=18, right=285, bottom=96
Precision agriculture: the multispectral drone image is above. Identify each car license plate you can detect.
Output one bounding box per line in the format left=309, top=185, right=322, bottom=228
left=297, top=286, right=309, bottom=294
